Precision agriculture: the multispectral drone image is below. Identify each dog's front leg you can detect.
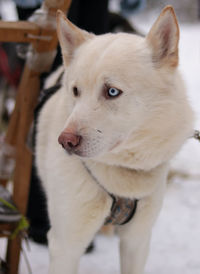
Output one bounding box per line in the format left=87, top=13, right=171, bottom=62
left=48, top=227, right=80, bottom=274
left=118, top=186, right=165, bottom=274
left=46, top=179, right=112, bottom=274
left=120, top=233, right=151, bottom=274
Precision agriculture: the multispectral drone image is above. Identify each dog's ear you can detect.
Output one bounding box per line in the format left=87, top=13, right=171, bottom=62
left=57, top=10, right=94, bottom=66
left=146, top=6, right=179, bottom=68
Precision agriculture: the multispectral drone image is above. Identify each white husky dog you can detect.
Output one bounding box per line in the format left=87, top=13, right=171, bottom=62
left=35, top=6, right=194, bottom=274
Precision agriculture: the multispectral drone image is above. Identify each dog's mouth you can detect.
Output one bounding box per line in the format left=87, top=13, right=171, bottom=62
left=59, top=133, right=122, bottom=158
left=62, top=146, right=100, bottom=158
left=64, top=143, right=123, bottom=160
left=58, top=128, right=124, bottom=158
left=58, top=133, right=97, bottom=158
left=70, top=149, right=92, bottom=158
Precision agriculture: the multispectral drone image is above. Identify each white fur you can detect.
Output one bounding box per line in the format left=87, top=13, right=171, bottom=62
left=35, top=6, right=194, bottom=274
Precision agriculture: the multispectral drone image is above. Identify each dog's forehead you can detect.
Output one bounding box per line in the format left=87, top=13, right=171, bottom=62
left=70, top=33, right=147, bottom=84
left=83, top=33, right=144, bottom=64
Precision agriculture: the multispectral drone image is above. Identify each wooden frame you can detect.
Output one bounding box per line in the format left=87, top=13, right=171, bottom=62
left=0, top=1, right=71, bottom=273
left=0, top=21, right=54, bottom=43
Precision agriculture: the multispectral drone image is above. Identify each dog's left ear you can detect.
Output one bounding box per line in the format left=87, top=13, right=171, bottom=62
left=57, top=10, right=94, bottom=66
left=146, top=6, right=179, bottom=68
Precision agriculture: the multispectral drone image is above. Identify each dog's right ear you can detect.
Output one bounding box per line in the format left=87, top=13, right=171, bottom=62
left=57, top=10, right=94, bottom=66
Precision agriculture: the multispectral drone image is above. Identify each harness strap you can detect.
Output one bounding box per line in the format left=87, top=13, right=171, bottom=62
left=193, top=130, right=200, bottom=142
left=104, top=195, right=138, bottom=225
left=82, top=161, right=138, bottom=226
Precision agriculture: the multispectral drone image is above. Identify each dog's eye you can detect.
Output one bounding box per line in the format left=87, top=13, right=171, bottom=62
left=73, top=86, right=79, bottom=97
left=104, top=86, right=122, bottom=99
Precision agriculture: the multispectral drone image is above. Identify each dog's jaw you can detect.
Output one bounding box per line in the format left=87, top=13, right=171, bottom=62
left=59, top=131, right=124, bottom=159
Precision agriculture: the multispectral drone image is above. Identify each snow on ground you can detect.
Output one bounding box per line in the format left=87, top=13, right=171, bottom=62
left=1, top=9, right=200, bottom=274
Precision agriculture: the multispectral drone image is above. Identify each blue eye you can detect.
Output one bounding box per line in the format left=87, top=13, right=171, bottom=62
left=108, top=88, right=120, bottom=97
left=104, top=86, right=122, bottom=99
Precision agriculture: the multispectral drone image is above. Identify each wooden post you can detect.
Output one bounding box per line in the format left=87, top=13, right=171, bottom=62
left=0, top=21, right=55, bottom=43
left=1, top=1, right=72, bottom=273
left=5, top=66, right=41, bottom=274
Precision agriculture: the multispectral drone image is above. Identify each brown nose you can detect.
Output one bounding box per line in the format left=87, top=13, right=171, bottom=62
left=58, top=132, right=81, bottom=152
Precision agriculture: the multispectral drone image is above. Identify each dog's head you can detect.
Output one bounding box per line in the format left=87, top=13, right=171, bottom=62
left=57, top=6, right=194, bottom=169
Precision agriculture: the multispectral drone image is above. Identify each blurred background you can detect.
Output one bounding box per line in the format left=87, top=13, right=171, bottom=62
left=0, top=0, right=200, bottom=274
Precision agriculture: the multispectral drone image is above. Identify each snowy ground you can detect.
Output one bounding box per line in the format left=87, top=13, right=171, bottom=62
left=1, top=6, right=200, bottom=274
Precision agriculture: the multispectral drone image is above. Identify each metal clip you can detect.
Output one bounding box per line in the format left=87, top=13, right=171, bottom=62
left=193, top=130, right=200, bottom=142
